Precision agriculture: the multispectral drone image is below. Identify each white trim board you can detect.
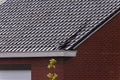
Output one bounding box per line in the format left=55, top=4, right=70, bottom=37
left=0, top=51, right=77, bottom=58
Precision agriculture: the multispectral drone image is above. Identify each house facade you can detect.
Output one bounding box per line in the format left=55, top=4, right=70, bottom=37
left=0, top=13, right=119, bottom=80
left=0, top=0, right=120, bottom=80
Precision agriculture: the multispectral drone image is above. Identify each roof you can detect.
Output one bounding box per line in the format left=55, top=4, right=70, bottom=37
left=0, top=0, right=120, bottom=56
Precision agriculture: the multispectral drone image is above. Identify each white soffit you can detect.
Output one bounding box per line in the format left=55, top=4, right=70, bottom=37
left=0, top=51, right=77, bottom=58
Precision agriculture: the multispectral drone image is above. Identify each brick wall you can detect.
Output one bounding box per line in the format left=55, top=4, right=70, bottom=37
left=0, top=58, right=64, bottom=80
left=64, top=13, right=120, bottom=80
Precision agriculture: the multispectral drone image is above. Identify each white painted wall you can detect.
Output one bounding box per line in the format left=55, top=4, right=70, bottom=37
left=0, top=70, right=31, bottom=80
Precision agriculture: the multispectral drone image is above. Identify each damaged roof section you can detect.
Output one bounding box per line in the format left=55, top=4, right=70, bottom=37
left=0, top=0, right=120, bottom=53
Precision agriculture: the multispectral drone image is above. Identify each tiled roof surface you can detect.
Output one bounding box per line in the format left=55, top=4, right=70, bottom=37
left=0, top=0, right=120, bottom=52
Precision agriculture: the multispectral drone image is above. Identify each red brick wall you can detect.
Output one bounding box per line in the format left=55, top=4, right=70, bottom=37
left=0, top=58, right=64, bottom=80
left=64, top=13, right=120, bottom=80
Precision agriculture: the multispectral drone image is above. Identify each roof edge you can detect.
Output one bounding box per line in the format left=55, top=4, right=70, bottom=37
left=0, top=51, right=77, bottom=58
left=72, top=9, right=120, bottom=49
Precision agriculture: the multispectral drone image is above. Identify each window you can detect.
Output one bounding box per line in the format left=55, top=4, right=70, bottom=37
left=0, top=64, right=31, bottom=80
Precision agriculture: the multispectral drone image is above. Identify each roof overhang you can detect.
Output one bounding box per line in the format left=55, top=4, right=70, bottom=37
left=0, top=51, right=77, bottom=58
